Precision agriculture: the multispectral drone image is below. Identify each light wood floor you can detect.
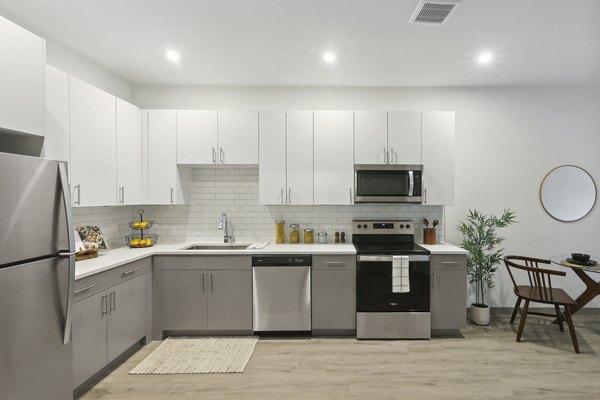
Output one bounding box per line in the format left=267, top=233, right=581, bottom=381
left=82, top=315, right=600, bottom=400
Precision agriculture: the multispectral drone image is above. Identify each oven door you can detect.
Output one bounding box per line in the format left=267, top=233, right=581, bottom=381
left=354, top=165, right=422, bottom=203
left=356, top=255, right=430, bottom=312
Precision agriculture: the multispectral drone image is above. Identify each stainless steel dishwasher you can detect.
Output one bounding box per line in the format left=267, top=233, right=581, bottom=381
left=252, top=255, right=312, bottom=332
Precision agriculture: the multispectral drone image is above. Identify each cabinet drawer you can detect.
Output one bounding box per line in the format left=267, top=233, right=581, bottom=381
left=74, top=258, right=151, bottom=302
left=430, top=254, right=466, bottom=270
left=312, top=255, right=356, bottom=270
left=159, top=255, right=251, bottom=270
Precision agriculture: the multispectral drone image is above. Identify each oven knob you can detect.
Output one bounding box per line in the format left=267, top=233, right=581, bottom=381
left=362, top=224, right=368, bottom=229
left=399, top=224, right=404, bottom=229
left=406, top=224, right=411, bottom=229
left=356, top=224, right=362, bottom=229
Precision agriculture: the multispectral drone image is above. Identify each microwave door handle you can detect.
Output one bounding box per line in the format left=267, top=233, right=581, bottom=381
left=408, top=170, right=414, bottom=197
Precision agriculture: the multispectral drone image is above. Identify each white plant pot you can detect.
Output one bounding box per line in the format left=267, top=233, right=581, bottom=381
left=470, top=303, right=490, bottom=326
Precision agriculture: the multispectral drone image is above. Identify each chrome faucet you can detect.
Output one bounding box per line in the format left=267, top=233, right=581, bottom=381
left=218, top=212, right=233, bottom=243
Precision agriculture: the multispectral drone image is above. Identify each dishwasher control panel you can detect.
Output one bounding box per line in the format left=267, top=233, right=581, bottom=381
left=252, top=255, right=312, bottom=266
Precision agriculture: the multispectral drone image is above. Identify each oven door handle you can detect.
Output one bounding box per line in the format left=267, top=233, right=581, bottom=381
left=357, top=255, right=429, bottom=262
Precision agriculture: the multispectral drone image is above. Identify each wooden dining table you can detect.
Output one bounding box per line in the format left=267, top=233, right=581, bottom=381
left=552, top=258, right=600, bottom=315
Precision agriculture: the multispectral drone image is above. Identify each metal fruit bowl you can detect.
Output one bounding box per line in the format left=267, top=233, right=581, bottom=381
left=129, top=220, right=154, bottom=230
left=126, top=234, right=158, bottom=248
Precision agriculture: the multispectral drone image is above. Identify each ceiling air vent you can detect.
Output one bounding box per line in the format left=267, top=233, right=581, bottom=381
left=409, top=0, right=462, bottom=24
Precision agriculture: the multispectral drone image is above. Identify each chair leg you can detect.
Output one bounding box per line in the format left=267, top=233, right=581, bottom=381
left=554, top=304, right=564, bottom=332
left=510, top=298, right=522, bottom=324
left=516, top=300, right=529, bottom=342
left=563, top=307, right=580, bottom=354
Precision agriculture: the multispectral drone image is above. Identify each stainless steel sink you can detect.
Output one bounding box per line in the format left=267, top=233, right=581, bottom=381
left=184, top=244, right=249, bottom=251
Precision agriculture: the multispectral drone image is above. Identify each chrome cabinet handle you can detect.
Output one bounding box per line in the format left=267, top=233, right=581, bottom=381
left=325, top=261, right=345, bottom=267
left=101, top=294, right=108, bottom=316
left=352, top=272, right=356, bottom=290
left=281, top=188, right=284, bottom=204
left=288, top=188, right=291, bottom=204
left=121, top=268, right=139, bottom=277
left=219, top=147, right=224, bottom=164
left=210, top=273, right=213, bottom=294
left=119, top=186, right=125, bottom=204
left=432, top=271, right=437, bottom=288
left=170, top=188, right=174, bottom=203
left=384, top=147, right=388, bottom=164
left=74, top=284, right=96, bottom=295
left=441, top=261, right=459, bottom=264
left=212, top=147, right=216, bottom=164
left=349, top=188, right=353, bottom=203
left=73, top=184, right=81, bottom=205
left=424, top=188, right=427, bottom=204
left=201, top=273, right=205, bottom=293
left=109, top=291, right=116, bottom=311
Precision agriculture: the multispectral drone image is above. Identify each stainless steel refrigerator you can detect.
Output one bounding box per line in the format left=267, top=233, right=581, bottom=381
left=0, top=152, right=75, bottom=399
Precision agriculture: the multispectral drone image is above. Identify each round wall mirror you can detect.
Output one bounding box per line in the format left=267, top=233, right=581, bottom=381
left=540, top=165, right=597, bottom=222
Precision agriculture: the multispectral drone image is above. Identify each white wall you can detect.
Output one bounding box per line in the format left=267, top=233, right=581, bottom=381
left=133, top=84, right=600, bottom=307
left=46, top=40, right=132, bottom=101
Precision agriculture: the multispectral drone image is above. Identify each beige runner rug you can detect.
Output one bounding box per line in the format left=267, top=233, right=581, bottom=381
left=129, top=336, right=259, bottom=374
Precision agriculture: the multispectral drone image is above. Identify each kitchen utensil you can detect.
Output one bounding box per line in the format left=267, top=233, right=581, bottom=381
left=432, top=219, right=439, bottom=229
left=571, top=253, right=590, bottom=263
left=423, top=218, right=429, bottom=228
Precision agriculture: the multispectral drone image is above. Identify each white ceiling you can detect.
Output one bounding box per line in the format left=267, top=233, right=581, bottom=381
left=1, top=0, right=599, bottom=87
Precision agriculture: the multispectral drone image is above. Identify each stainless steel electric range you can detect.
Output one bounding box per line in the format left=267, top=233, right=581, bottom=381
left=353, top=220, right=431, bottom=339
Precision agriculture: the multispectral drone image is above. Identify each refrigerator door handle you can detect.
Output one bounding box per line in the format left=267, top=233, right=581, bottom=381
left=58, top=163, right=75, bottom=345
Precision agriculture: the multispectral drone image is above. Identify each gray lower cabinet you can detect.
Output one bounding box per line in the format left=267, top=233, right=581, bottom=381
left=430, top=254, right=467, bottom=330
left=311, top=255, right=356, bottom=333
left=73, top=272, right=147, bottom=388
left=160, top=256, right=252, bottom=333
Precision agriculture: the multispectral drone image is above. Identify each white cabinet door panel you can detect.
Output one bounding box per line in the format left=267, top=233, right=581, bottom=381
left=388, top=111, right=421, bottom=165
left=422, top=111, right=455, bottom=205
left=314, top=111, right=354, bottom=205
left=354, top=111, right=387, bottom=165
left=147, top=110, right=177, bottom=204
left=116, top=99, right=142, bottom=205
left=258, top=111, right=287, bottom=205
left=44, top=65, right=70, bottom=163
left=286, top=111, right=314, bottom=205
left=177, top=110, right=218, bottom=164
left=69, top=76, right=117, bottom=207
left=217, top=111, right=258, bottom=164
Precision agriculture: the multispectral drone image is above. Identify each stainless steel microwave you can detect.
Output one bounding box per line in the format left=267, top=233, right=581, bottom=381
left=354, top=164, right=423, bottom=203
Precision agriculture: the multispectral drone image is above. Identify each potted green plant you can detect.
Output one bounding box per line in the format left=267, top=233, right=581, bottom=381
left=457, top=209, right=516, bottom=326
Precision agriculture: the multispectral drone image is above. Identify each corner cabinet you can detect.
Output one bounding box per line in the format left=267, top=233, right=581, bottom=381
left=311, top=255, right=356, bottom=334
left=430, top=254, right=467, bottom=331
left=422, top=111, right=455, bottom=205
left=157, top=256, right=253, bottom=334
left=314, top=111, right=354, bottom=204
left=0, top=15, right=45, bottom=136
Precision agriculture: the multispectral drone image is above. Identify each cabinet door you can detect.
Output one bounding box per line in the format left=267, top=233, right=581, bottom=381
left=177, top=110, right=218, bottom=164
left=0, top=15, right=45, bottom=136
left=73, top=291, right=108, bottom=388
left=147, top=110, right=177, bottom=204
left=287, top=111, right=314, bottom=205
left=431, top=256, right=466, bottom=330
left=69, top=76, right=117, bottom=206
left=217, top=111, right=258, bottom=164
left=107, top=275, right=147, bottom=361
left=207, top=270, right=253, bottom=331
left=388, top=111, right=421, bottom=165
left=354, top=111, right=388, bottom=164
left=312, top=270, right=356, bottom=331
left=162, top=270, right=207, bottom=330
left=43, top=65, right=70, bottom=164
left=422, top=111, right=455, bottom=205
left=314, top=111, right=354, bottom=204
left=258, top=111, right=287, bottom=204
left=116, top=98, right=142, bottom=205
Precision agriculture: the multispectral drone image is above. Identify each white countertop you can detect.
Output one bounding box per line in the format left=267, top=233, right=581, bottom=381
left=75, top=242, right=356, bottom=280
left=419, top=242, right=469, bottom=255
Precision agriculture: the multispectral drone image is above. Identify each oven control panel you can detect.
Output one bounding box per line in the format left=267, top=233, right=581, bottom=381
left=352, top=220, right=414, bottom=235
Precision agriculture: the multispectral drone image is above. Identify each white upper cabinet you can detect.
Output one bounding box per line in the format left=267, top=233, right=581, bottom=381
left=0, top=15, right=45, bottom=136
left=286, top=111, right=314, bottom=205
left=259, top=111, right=287, bottom=205
left=388, top=111, right=421, bottom=165
left=176, top=110, right=218, bottom=164
left=116, top=99, right=142, bottom=205
left=422, top=111, right=455, bottom=205
left=217, top=111, right=258, bottom=164
left=314, top=111, right=354, bottom=205
left=43, top=65, right=70, bottom=164
left=69, top=76, right=117, bottom=207
left=354, top=111, right=388, bottom=164
left=147, top=110, right=180, bottom=204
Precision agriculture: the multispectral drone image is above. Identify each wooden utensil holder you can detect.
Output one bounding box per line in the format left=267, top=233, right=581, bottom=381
left=423, top=228, right=436, bottom=245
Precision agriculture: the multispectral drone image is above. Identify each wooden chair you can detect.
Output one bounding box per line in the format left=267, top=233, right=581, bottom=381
left=503, top=255, right=579, bottom=353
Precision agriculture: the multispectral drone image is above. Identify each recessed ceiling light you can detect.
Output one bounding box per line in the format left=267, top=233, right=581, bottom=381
left=477, top=52, right=493, bottom=65
left=166, top=49, right=180, bottom=63
left=323, top=52, right=336, bottom=63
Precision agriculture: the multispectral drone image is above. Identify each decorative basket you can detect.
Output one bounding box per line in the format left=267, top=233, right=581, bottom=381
left=129, top=220, right=154, bottom=230
left=126, top=233, right=158, bottom=248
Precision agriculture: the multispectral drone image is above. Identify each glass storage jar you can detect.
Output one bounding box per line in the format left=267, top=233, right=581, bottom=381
left=289, top=224, right=300, bottom=244
left=317, top=232, right=328, bottom=244
left=303, top=228, right=314, bottom=244
left=275, top=220, right=285, bottom=244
